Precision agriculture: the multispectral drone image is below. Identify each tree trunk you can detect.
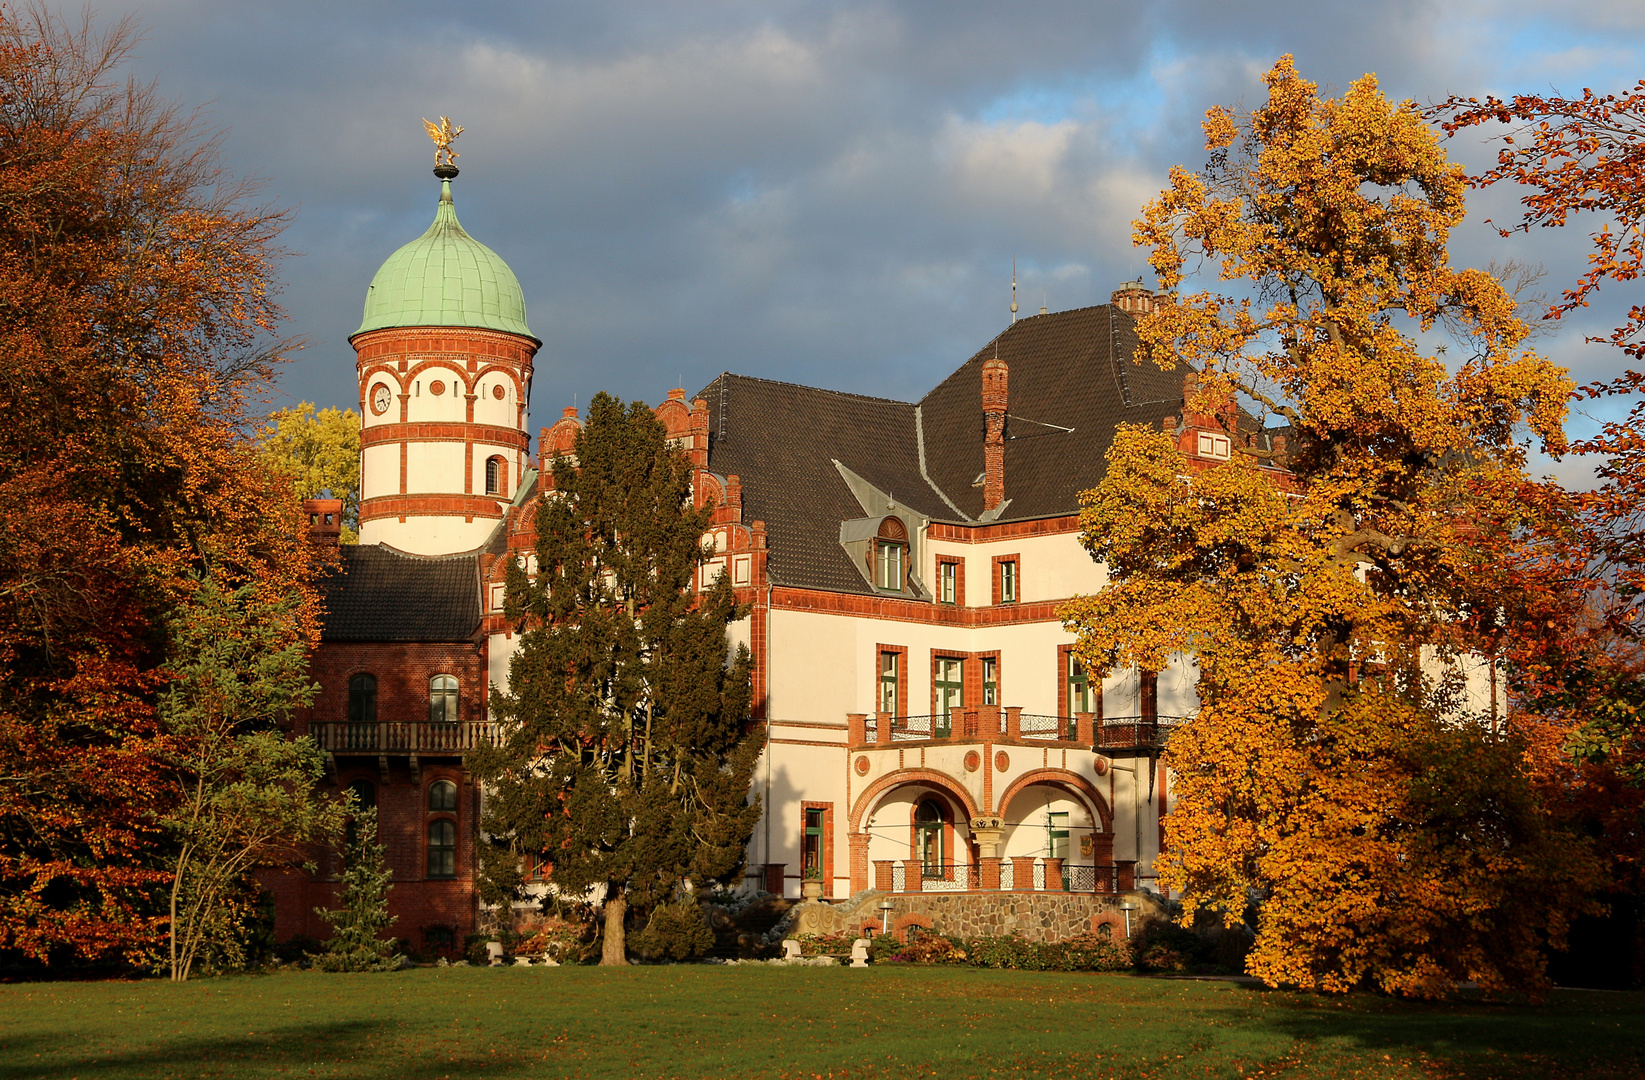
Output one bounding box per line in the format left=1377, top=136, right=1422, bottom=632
left=600, top=888, right=628, bottom=966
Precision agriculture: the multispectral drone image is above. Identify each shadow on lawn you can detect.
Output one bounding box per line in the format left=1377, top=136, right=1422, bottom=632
left=0, top=1017, right=529, bottom=1080
left=1215, top=984, right=1645, bottom=1077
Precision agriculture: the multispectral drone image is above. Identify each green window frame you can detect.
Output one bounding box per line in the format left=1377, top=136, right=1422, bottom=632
left=982, top=657, right=998, bottom=706
left=915, top=799, right=945, bottom=877
left=1046, top=811, right=1069, bottom=860
left=803, top=808, right=824, bottom=878
left=879, top=651, right=900, bottom=715
left=934, top=658, right=963, bottom=736
left=1067, top=653, right=1095, bottom=716
left=938, top=561, right=957, bottom=604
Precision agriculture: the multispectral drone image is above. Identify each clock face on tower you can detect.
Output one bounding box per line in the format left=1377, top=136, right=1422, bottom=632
left=371, top=383, right=392, bottom=415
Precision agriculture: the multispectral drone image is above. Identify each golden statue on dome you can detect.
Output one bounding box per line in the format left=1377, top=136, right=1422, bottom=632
left=422, top=116, right=463, bottom=168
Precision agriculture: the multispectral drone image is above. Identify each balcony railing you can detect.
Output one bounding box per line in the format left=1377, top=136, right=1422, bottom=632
left=1096, top=716, right=1184, bottom=752
left=874, top=858, right=1135, bottom=894
left=310, top=721, right=496, bottom=754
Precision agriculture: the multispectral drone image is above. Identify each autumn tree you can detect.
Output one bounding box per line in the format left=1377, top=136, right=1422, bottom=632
left=0, top=6, right=314, bottom=968
left=1061, top=57, right=1595, bottom=997
left=472, top=392, right=762, bottom=966
left=159, top=575, right=343, bottom=981
left=1438, top=83, right=1645, bottom=781
left=258, top=403, right=361, bottom=543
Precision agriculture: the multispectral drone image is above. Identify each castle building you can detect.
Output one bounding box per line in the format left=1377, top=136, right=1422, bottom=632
left=269, top=168, right=1499, bottom=950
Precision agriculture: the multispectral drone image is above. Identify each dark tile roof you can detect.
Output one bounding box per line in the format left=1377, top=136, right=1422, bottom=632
left=319, top=545, right=481, bottom=642
left=696, top=304, right=1192, bottom=595
left=918, top=304, right=1185, bottom=521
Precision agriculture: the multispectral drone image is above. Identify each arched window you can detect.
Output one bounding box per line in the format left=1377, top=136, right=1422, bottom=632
left=873, top=517, right=907, bottom=592
left=485, top=455, right=508, bottom=496
left=429, top=675, right=458, bottom=724
left=914, top=798, right=945, bottom=878
left=347, top=674, right=376, bottom=725
left=428, top=780, right=457, bottom=813
left=428, top=819, right=456, bottom=878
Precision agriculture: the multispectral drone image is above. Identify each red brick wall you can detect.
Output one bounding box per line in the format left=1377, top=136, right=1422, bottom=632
left=272, top=639, right=488, bottom=950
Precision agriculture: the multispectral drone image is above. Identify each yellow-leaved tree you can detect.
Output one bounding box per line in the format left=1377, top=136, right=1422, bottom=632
left=258, top=403, right=361, bottom=543
left=1059, top=57, right=1596, bottom=998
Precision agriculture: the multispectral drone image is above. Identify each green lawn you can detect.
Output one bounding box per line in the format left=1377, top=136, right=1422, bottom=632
left=1, top=966, right=1641, bottom=1080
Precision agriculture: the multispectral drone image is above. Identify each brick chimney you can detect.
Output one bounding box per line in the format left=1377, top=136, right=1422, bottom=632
left=304, top=498, right=342, bottom=548
left=982, top=357, right=1008, bottom=513
left=1111, top=280, right=1155, bottom=315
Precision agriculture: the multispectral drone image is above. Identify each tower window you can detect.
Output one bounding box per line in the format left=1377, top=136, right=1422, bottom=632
left=429, top=780, right=457, bottom=813
left=873, top=517, right=908, bottom=592
left=485, top=456, right=508, bottom=496
left=879, top=650, right=901, bottom=715
left=429, top=675, right=458, bottom=724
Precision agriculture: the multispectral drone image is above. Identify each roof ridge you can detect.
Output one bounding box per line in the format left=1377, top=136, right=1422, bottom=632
left=363, top=542, right=483, bottom=563
left=699, top=371, right=916, bottom=409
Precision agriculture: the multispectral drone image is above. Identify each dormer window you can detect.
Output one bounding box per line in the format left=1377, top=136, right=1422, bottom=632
left=1197, top=431, right=1232, bottom=460
left=873, top=517, right=907, bottom=592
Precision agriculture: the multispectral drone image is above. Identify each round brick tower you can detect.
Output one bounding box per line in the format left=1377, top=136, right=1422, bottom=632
left=352, top=166, right=540, bottom=555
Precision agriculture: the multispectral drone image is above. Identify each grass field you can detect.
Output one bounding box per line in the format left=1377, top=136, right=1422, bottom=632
left=2, top=966, right=1642, bottom=1080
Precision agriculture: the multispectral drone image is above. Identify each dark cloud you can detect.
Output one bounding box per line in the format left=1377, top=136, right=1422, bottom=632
left=61, top=1, right=1645, bottom=479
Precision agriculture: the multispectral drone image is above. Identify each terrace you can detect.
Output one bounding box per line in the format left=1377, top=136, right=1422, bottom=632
left=848, top=707, right=1182, bottom=753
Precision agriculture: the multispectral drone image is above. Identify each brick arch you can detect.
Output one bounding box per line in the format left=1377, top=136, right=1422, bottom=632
left=1089, top=911, right=1128, bottom=939
left=358, top=363, right=405, bottom=391
left=471, top=363, right=526, bottom=395
left=848, top=768, right=979, bottom=832
left=406, top=358, right=473, bottom=389
left=997, top=768, right=1114, bottom=833
left=892, top=913, right=932, bottom=944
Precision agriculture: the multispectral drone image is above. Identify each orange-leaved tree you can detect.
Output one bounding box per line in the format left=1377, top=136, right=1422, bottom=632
left=0, top=6, right=319, bottom=970
left=1060, top=56, right=1595, bottom=997
left=1437, top=83, right=1645, bottom=784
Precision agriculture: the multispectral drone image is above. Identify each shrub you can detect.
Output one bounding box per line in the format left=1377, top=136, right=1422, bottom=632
left=794, top=931, right=858, bottom=957
left=632, top=901, right=714, bottom=962
left=516, top=918, right=596, bottom=965
left=273, top=935, right=321, bottom=964
left=463, top=932, right=492, bottom=965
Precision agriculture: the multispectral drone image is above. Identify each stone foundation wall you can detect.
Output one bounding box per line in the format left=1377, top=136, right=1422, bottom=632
left=789, top=890, right=1163, bottom=943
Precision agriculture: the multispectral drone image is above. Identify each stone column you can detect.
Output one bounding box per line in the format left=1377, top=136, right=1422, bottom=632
left=1010, top=856, right=1037, bottom=892
left=849, top=832, right=872, bottom=895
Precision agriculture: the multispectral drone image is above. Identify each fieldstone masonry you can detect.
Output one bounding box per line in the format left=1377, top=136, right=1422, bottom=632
left=789, top=890, right=1163, bottom=943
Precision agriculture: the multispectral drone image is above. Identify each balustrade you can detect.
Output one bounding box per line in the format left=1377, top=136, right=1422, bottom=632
left=310, top=720, right=496, bottom=754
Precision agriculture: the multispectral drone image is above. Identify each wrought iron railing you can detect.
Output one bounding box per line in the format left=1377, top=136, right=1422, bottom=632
left=1096, top=715, right=1185, bottom=750
left=1018, top=714, right=1074, bottom=740
left=310, top=721, right=496, bottom=754
left=888, top=714, right=951, bottom=741
left=873, top=860, right=1126, bottom=894
left=1062, top=863, right=1120, bottom=893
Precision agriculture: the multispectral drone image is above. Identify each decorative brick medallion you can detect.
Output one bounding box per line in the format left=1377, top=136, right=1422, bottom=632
left=994, top=750, right=1010, bottom=772
left=492, top=384, right=505, bottom=399
left=963, top=750, right=981, bottom=773
left=854, top=756, right=870, bottom=775
left=431, top=380, right=446, bottom=395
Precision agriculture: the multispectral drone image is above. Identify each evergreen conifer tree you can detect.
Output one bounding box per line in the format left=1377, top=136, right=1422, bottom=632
left=472, top=392, right=762, bottom=965
left=314, top=805, right=399, bottom=972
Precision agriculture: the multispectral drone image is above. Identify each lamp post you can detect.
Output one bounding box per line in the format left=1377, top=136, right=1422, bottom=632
left=878, top=899, right=895, bottom=936
left=1118, top=900, right=1140, bottom=939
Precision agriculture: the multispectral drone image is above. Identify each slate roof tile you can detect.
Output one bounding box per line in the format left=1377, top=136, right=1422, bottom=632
left=319, top=545, right=481, bottom=642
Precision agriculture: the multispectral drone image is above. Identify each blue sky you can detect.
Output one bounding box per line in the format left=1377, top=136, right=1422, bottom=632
left=67, top=1, right=1645, bottom=482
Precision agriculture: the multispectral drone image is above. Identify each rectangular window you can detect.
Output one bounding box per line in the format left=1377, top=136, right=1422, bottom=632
left=934, top=658, right=963, bottom=736
left=1067, top=654, right=1095, bottom=716
left=875, top=542, right=905, bottom=591
left=982, top=657, right=998, bottom=706
left=803, top=808, right=824, bottom=877
left=1197, top=431, right=1232, bottom=459
left=879, top=650, right=901, bottom=715
left=938, top=561, right=957, bottom=604
left=999, top=560, right=1017, bottom=603
left=1047, top=811, right=1069, bottom=860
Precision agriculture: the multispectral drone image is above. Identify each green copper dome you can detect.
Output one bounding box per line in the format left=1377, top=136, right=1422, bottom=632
left=354, top=179, right=536, bottom=341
